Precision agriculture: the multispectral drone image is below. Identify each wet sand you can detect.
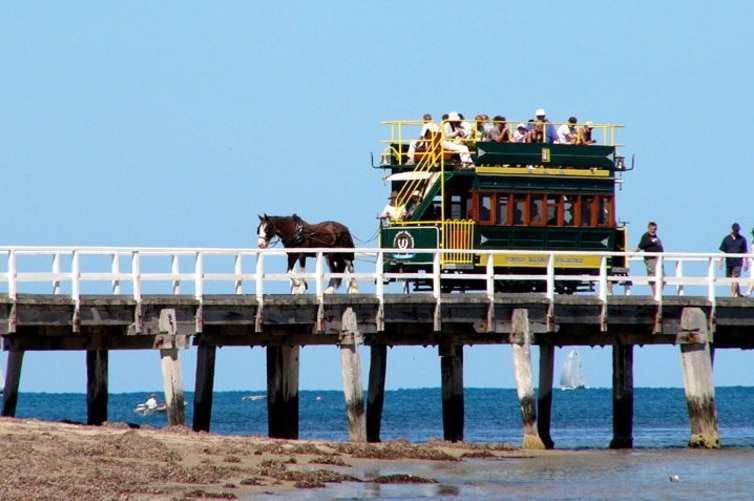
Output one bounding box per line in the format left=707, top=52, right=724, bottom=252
left=0, top=417, right=523, bottom=500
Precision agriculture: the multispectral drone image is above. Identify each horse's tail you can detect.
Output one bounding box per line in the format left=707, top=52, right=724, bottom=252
left=339, top=228, right=356, bottom=262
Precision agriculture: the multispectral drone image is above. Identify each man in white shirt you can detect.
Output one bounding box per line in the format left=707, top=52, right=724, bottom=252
left=557, top=116, right=579, bottom=144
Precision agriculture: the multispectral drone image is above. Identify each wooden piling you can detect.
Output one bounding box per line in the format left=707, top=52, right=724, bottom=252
left=160, top=348, right=186, bottom=426
left=339, top=308, right=366, bottom=442
left=609, top=343, right=634, bottom=449
left=1, top=350, right=24, bottom=417
left=440, top=343, right=464, bottom=442
left=192, top=341, right=216, bottom=432
left=86, top=348, right=109, bottom=425
left=679, top=307, right=719, bottom=448
left=511, top=309, right=545, bottom=449
left=366, top=344, right=387, bottom=443
left=537, top=343, right=555, bottom=449
left=267, top=344, right=300, bottom=439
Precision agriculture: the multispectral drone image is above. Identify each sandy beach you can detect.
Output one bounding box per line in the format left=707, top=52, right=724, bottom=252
left=0, top=417, right=523, bottom=500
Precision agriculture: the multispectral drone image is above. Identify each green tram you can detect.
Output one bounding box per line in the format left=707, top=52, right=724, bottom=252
left=375, top=118, right=631, bottom=293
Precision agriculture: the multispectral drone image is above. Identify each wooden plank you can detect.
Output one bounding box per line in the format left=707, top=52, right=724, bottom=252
left=537, top=343, right=555, bottom=449
left=609, top=343, right=634, bottom=449
left=160, top=348, right=186, bottom=426
left=366, top=344, right=387, bottom=443
left=192, top=340, right=216, bottom=432
left=511, top=309, right=545, bottom=449
left=440, top=343, right=464, bottom=442
left=339, top=308, right=366, bottom=442
left=86, top=348, right=109, bottom=425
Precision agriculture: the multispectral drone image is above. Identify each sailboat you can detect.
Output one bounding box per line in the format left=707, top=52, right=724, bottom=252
left=560, top=348, right=586, bottom=390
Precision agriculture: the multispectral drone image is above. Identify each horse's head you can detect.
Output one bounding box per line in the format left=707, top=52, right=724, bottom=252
left=257, top=214, right=276, bottom=249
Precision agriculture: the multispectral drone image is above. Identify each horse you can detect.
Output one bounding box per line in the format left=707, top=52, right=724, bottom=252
left=256, top=214, right=359, bottom=294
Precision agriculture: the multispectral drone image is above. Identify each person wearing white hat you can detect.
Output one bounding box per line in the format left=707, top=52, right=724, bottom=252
left=534, top=108, right=558, bottom=143
left=441, top=111, right=474, bottom=167
left=145, top=393, right=158, bottom=410
left=577, top=121, right=597, bottom=145
left=380, top=191, right=406, bottom=223
left=513, top=123, right=528, bottom=143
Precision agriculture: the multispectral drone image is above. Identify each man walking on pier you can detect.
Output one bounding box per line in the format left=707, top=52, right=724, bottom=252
left=634, top=221, right=664, bottom=294
left=719, top=222, right=748, bottom=297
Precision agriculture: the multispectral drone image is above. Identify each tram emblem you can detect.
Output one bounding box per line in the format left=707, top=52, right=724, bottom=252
left=392, top=230, right=415, bottom=259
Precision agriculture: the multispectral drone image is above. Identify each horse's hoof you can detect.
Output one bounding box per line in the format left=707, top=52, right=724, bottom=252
left=347, top=286, right=360, bottom=294
left=324, top=286, right=335, bottom=294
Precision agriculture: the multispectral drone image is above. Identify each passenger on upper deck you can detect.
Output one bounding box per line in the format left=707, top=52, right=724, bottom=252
left=524, top=122, right=545, bottom=143
left=380, top=191, right=406, bottom=223
left=406, top=113, right=439, bottom=165
left=441, top=111, right=474, bottom=167
left=534, top=109, right=558, bottom=143
left=577, top=121, right=597, bottom=145
left=473, top=114, right=489, bottom=142
left=513, top=123, right=528, bottom=143
left=557, top=116, right=579, bottom=144
left=485, top=116, right=511, bottom=143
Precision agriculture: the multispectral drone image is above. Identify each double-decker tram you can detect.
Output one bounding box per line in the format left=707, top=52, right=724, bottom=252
left=374, top=115, right=631, bottom=293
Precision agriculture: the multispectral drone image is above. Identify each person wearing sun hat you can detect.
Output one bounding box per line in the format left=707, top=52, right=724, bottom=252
left=145, top=393, right=158, bottom=410
left=379, top=191, right=406, bottom=223
left=577, top=120, right=597, bottom=145
left=534, top=108, right=558, bottom=143
left=440, top=111, right=474, bottom=167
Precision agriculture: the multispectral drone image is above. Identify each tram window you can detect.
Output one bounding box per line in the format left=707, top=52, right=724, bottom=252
left=497, top=195, right=509, bottom=225
left=597, top=196, right=612, bottom=226
left=546, top=195, right=559, bottom=225
left=476, top=194, right=492, bottom=222
left=581, top=196, right=594, bottom=226
left=563, top=196, right=575, bottom=226
left=529, top=195, right=544, bottom=225
left=450, top=195, right=463, bottom=220
left=513, top=195, right=526, bottom=225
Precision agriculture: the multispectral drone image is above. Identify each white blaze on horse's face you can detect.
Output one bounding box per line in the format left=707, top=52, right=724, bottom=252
left=257, top=221, right=269, bottom=249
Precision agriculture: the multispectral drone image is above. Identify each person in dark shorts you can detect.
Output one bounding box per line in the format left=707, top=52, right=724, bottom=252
left=719, top=222, right=748, bottom=297
left=634, top=221, right=664, bottom=294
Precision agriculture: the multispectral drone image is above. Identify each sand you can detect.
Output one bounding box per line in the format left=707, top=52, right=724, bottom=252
left=0, top=417, right=522, bottom=500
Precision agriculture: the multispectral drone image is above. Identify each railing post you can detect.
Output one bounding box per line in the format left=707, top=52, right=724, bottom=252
left=172, top=254, right=181, bottom=295
left=234, top=254, right=243, bottom=295
left=52, top=253, right=61, bottom=295
left=486, top=252, right=495, bottom=300
left=71, top=250, right=81, bottom=333
left=256, top=252, right=264, bottom=300
left=707, top=257, right=716, bottom=303
left=111, top=253, right=121, bottom=294
left=375, top=251, right=385, bottom=332
left=545, top=253, right=555, bottom=302
left=315, top=251, right=324, bottom=298
left=7, top=250, right=16, bottom=300
left=676, top=260, right=684, bottom=296
left=194, top=251, right=204, bottom=298
left=132, top=251, right=142, bottom=301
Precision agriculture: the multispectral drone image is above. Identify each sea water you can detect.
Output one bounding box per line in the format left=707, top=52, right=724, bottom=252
left=12, top=387, right=754, bottom=499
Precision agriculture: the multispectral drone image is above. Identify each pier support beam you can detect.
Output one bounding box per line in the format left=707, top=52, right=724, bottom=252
left=537, top=343, right=555, bottom=449
left=679, top=307, right=719, bottom=448
left=160, top=348, right=186, bottom=426
left=1, top=350, right=25, bottom=417
left=366, top=344, right=387, bottom=443
left=440, top=343, right=464, bottom=442
left=86, top=349, right=109, bottom=425
left=193, top=341, right=217, bottom=432
left=609, top=343, right=634, bottom=449
left=511, top=309, right=545, bottom=449
left=339, top=308, right=366, bottom=442
left=267, top=344, right=300, bottom=439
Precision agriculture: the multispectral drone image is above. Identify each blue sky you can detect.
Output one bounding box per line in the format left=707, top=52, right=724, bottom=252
left=2, top=1, right=754, bottom=393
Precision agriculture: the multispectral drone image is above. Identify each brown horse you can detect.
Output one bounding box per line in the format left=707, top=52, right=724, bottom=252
left=256, top=214, right=359, bottom=294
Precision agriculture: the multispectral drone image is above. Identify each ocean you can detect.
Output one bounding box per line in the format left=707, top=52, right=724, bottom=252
left=11, top=387, right=754, bottom=499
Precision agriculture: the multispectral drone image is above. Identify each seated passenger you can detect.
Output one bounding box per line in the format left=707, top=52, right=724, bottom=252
left=557, top=116, right=579, bottom=144
left=473, top=114, right=490, bottom=142
left=380, top=191, right=406, bottom=223
left=406, top=114, right=440, bottom=164
left=442, top=111, right=474, bottom=167
left=513, top=123, right=528, bottom=143
left=524, top=122, right=545, bottom=143
left=485, top=116, right=511, bottom=143
left=535, top=108, right=558, bottom=143
left=577, top=121, right=597, bottom=145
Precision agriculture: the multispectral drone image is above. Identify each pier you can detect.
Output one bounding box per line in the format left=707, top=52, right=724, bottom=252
left=2, top=245, right=753, bottom=449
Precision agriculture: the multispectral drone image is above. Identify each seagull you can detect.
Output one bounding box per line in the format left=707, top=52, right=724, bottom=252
left=669, top=474, right=680, bottom=483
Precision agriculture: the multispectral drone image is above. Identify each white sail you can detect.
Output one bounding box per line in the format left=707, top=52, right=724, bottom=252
left=560, top=349, right=586, bottom=390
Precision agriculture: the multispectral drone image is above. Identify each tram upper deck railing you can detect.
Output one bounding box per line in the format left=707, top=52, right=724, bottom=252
left=0, top=246, right=750, bottom=307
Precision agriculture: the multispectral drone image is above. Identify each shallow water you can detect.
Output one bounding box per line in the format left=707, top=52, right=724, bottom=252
left=253, top=448, right=754, bottom=500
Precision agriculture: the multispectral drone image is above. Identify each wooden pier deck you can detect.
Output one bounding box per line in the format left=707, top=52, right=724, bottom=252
left=1, top=246, right=753, bottom=449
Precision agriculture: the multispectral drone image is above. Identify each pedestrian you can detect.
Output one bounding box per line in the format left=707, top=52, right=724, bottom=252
left=634, top=221, right=664, bottom=294
left=719, top=222, right=748, bottom=297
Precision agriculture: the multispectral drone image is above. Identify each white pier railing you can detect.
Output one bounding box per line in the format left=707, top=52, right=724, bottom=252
left=0, top=246, right=750, bottom=305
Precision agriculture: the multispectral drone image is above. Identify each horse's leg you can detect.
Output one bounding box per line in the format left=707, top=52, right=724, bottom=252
left=324, top=256, right=344, bottom=294
left=346, top=259, right=359, bottom=294
left=288, top=255, right=308, bottom=294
